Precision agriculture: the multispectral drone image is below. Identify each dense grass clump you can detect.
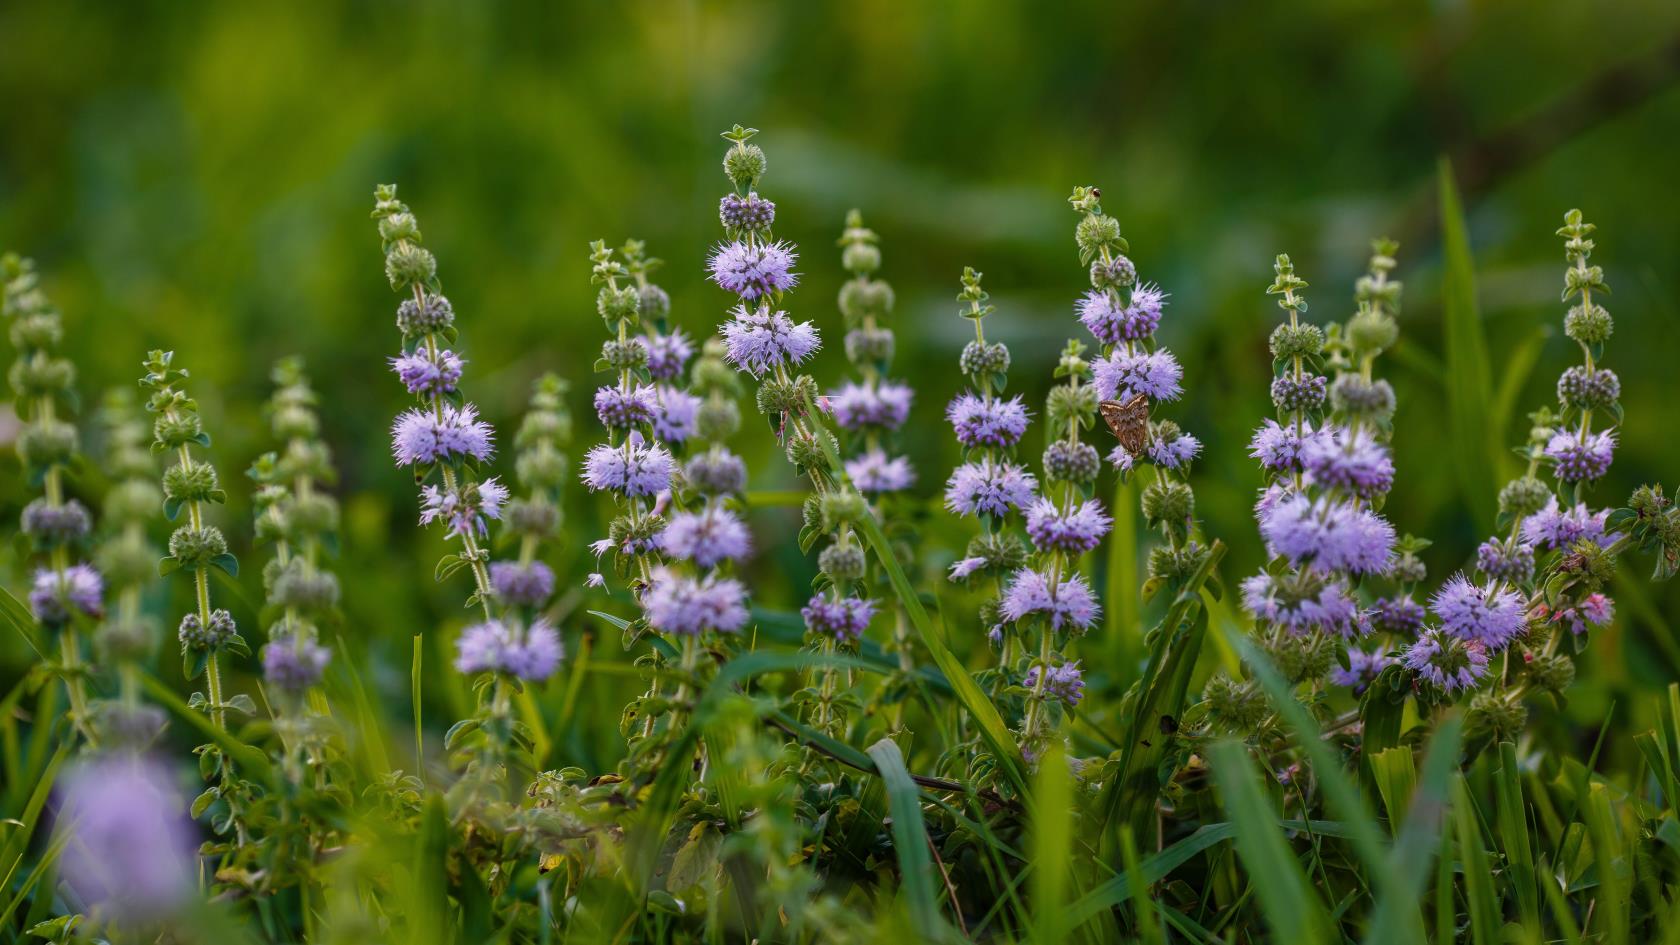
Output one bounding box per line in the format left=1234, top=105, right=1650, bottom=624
left=2, top=128, right=1679, bottom=945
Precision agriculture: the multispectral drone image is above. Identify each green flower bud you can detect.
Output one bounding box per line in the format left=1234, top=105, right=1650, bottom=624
left=384, top=243, right=436, bottom=291
left=1269, top=322, right=1324, bottom=361
left=8, top=351, right=75, bottom=399
left=960, top=341, right=1010, bottom=377
left=1527, top=653, right=1575, bottom=695
left=1330, top=376, right=1395, bottom=423
left=597, top=285, right=639, bottom=326
left=1202, top=673, right=1266, bottom=733
left=1265, top=632, right=1336, bottom=685
left=1075, top=214, right=1122, bottom=262
left=103, top=479, right=162, bottom=524
left=9, top=312, right=62, bottom=350
left=153, top=412, right=203, bottom=450
left=785, top=429, right=831, bottom=477
left=841, top=243, right=881, bottom=275
left=18, top=418, right=77, bottom=468
left=163, top=460, right=221, bottom=504
left=756, top=374, right=818, bottom=417
left=696, top=398, right=741, bottom=441
left=169, top=525, right=227, bottom=566
left=1499, top=477, right=1551, bottom=518
left=637, top=284, right=670, bottom=320
left=819, top=490, right=868, bottom=530
left=97, top=532, right=157, bottom=586
left=1564, top=303, right=1613, bottom=346
left=723, top=144, right=767, bottom=191
left=1142, top=480, right=1194, bottom=531
left=1043, top=440, right=1100, bottom=485
left=1466, top=691, right=1528, bottom=743
left=1345, top=309, right=1398, bottom=356
left=602, top=339, right=648, bottom=372
left=818, top=542, right=867, bottom=582
left=965, top=532, right=1027, bottom=576
left=838, top=279, right=894, bottom=324
left=96, top=616, right=156, bottom=663
left=517, top=444, right=568, bottom=491
left=377, top=211, right=422, bottom=245
left=845, top=326, right=895, bottom=364
left=506, top=497, right=561, bottom=538
left=271, top=563, right=340, bottom=612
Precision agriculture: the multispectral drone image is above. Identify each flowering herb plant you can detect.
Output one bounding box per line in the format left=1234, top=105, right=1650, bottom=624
left=2, top=133, right=1679, bottom=945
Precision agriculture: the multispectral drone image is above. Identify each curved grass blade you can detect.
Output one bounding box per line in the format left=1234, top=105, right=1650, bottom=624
left=1208, top=739, right=1331, bottom=945
left=868, top=737, right=947, bottom=942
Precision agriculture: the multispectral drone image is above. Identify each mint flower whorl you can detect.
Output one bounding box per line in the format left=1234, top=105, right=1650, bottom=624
left=582, top=437, right=673, bottom=497
left=28, top=563, right=103, bottom=624
left=1432, top=573, right=1527, bottom=650
left=1521, top=497, right=1610, bottom=550
left=1023, top=660, right=1085, bottom=707
left=419, top=477, right=507, bottom=537
left=845, top=450, right=915, bottom=494
left=947, top=393, right=1030, bottom=448
left=454, top=618, right=563, bottom=682
left=1078, top=284, right=1164, bottom=344
left=644, top=328, right=693, bottom=381
left=1240, top=573, right=1365, bottom=638
left=390, top=403, right=495, bottom=466
left=1024, top=498, right=1112, bottom=554
left=720, top=305, right=820, bottom=377
left=1000, top=568, right=1100, bottom=633
left=707, top=240, right=799, bottom=300
left=1330, top=648, right=1395, bottom=693
left=945, top=460, right=1038, bottom=518
left=659, top=507, right=752, bottom=568
left=1401, top=630, right=1489, bottom=694
left=53, top=755, right=198, bottom=923
left=643, top=568, right=749, bottom=636
left=801, top=594, right=877, bottom=642
left=1544, top=429, right=1616, bottom=483
left=828, top=379, right=912, bottom=431
left=1092, top=348, right=1183, bottom=403
left=390, top=347, right=464, bottom=395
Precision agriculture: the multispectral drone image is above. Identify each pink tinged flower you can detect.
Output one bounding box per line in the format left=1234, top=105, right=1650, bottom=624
left=1548, top=592, right=1615, bottom=635
left=1544, top=429, right=1615, bottom=482
left=944, top=460, right=1038, bottom=518
left=829, top=380, right=913, bottom=431
left=594, top=384, right=659, bottom=429
left=391, top=403, right=495, bottom=466
left=720, top=305, right=821, bottom=377
left=390, top=348, right=465, bottom=396
left=707, top=240, right=800, bottom=300
left=642, top=567, right=749, bottom=636
left=845, top=450, right=916, bottom=493
left=55, top=756, right=198, bottom=923
left=1093, top=348, right=1183, bottom=402
left=1432, top=573, right=1527, bottom=650
left=801, top=594, right=877, bottom=642
left=659, top=507, right=752, bottom=569
left=652, top=387, right=702, bottom=444
left=946, top=393, right=1030, bottom=448
left=1024, top=498, right=1112, bottom=554
left=1000, top=568, right=1100, bottom=633
left=581, top=439, right=674, bottom=497
left=1301, top=426, right=1394, bottom=498
left=1401, top=630, right=1489, bottom=694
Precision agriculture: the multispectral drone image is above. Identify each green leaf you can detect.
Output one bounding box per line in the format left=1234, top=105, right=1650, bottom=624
left=209, top=552, right=238, bottom=577
left=1494, top=741, right=1540, bottom=933
left=1451, top=775, right=1500, bottom=945
left=1208, top=740, right=1331, bottom=945
left=1365, top=714, right=1462, bottom=945
left=867, top=738, right=945, bottom=942
left=1030, top=741, right=1073, bottom=945
left=1439, top=158, right=1501, bottom=527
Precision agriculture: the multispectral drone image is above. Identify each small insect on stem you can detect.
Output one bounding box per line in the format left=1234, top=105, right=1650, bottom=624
left=1099, top=393, right=1150, bottom=455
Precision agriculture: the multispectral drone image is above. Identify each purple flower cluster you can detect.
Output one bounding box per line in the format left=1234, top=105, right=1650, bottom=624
left=1147, top=430, right=1201, bottom=470
left=801, top=594, right=877, bottom=642
left=1545, top=592, right=1614, bottom=635
left=1544, top=430, right=1616, bottom=482
left=1257, top=492, right=1394, bottom=575
left=659, top=508, right=752, bottom=568
left=1330, top=647, right=1393, bottom=693
left=55, top=756, right=197, bottom=922
left=1077, top=284, right=1165, bottom=345
left=490, top=560, right=556, bottom=606
left=1432, top=574, right=1527, bottom=650
left=720, top=306, right=821, bottom=377
left=644, top=329, right=693, bottom=381
left=418, top=478, right=508, bottom=538
left=263, top=637, right=333, bottom=692
left=390, top=348, right=464, bottom=396
left=1248, top=419, right=1328, bottom=474
left=1475, top=539, right=1535, bottom=583
left=945, top=461, right=1038, bottom=518
left=29, top=563, right=103, bottom=624
left=845, top=450, right=916, bottom=494
left=1024, top=660, right=1085, bottom=706
left=1000, top=568, right=1100, bottom=633
left=391, top=404, right=495, bottom=466
left=1024, top=498, right=1112, bottom=554
left=1093, top=349, right=1183, bottom=403
left=1371, top=594, right=1426, bottom=634
left=581, top=437, right=674, bottom=497
left=643, top=568, right=749, bottom=636
left=1301, top=426, right=1395, bottom=498
left=707, top=240, right=799, bottom=301
left=946, top=393, right=1030, bottom=449
left=594, top=384, right=658, bottom=429
left=1239, top=574, right=1366, bottom=638
left=652, top=387, right=701, bottom=444
left=1401, top=630, right=1489, bottom=694
left=455, top=618, right=563, bottom=681
left=1521, top=497, right=1611, bottom=551
left=829, top=380, right=913, bottom=431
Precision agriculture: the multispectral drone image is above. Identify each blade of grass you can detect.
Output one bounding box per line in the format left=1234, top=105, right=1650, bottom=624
left=1104, top=476, right=1140, bottom=687
left=1582, top=782, right=1629, bottom=945
left=1451, top=775, right=1501, bottom=945
left=1030, top=741, right=1073, bottom=945
left=1365, top=714, right=1462, bottom=945
left=1495, top=741, right=1540, bottom=933
left=869, top=737, right=946, bottom=942
left=412, top=633, right=424, bottom=780
left=1119, top=826, right=1163, bottom=945
left=1438, top=157, right=1500, bottom=526
left=1208, top=740, right=1330, bottom=945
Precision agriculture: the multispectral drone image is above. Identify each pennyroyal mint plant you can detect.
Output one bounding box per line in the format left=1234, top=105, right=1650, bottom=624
left=4, top=253, right=103, bottom=747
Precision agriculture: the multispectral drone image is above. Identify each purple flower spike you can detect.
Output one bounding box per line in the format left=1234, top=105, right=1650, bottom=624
left=419, top=477, right=507, bottom=538
left=652, top=387, right=702, bottom=444
left=642, top=567, right=749, bottom=636
left=1544, top=429, right=1615, bottom=482
left=944, top=460, right=1038, bottom=518
left=946, top=393, right=1030, bottom=449
left=490, top=560, right=556, bottom=606
left=1432, top=573, right=1527, bottom=650
left=55, top=756, right=198, bottom=923
left=845, top=450, right=916, bottom=493
left=1521, top=497, right=1611, bottom=551
left=801, top=594, right=877, bottom=642
left=391, top=403, right=495, bottom=466
left=645, top=329, right=694, bottom=381
left=720, top=305, right=821, bottom=377
left=1401, top=630, right=1489, bottom=694
left=1000, top=568, right=1100, bottom=633
left=1024, top=498, right=1112, bottom=554
left=659, top=508, right=753, bottom=569
left=829, top=380, right=913, bottom=431
left=1025, top=660, right=1086, bottom=707
left=1093, top=349, right=1183, bottom=403
left=390, top=348, right=465, bottom=396
left=594, top=384, right=659, bottom=430
left=581, top=439, right=674, bottom=497
left=707, top=240, right=799, bottom=300
left=1301, top=426, right=1395, bottom=498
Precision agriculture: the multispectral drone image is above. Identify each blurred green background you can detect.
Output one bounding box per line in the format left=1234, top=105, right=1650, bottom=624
left=4, top=1, right=1680, bottom=769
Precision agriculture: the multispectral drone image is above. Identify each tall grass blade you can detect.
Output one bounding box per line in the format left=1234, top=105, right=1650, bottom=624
left=1451, top=775, right=1500, bottom=945
left=1208, top=739, right=1331, bottom=945
left=1495, top=741, right=1540, bottom=932
left=867, top=737, right=946, bottom=942
left=1438, top=158, right=1500, bottom=526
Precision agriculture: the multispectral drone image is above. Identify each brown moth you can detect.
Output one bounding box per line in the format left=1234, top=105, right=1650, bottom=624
left=1099, top=393, right=1149, bottom=455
